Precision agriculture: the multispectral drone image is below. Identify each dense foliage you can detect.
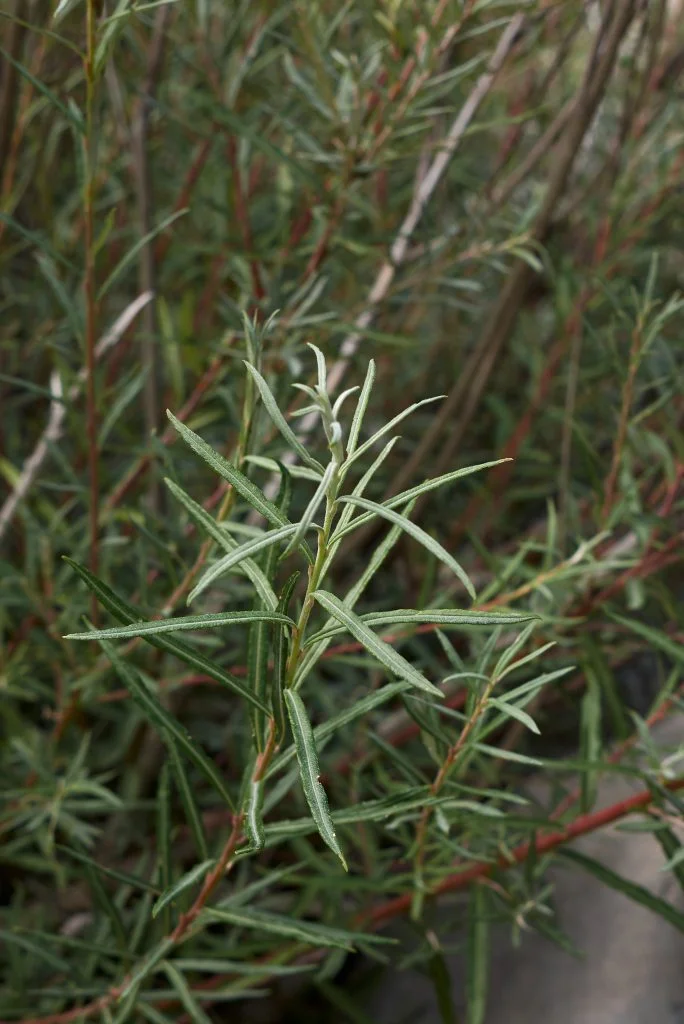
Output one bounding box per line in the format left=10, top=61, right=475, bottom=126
left=1, top=1, right=683, bottom=1021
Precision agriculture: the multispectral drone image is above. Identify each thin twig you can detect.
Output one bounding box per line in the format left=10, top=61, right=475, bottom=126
left=383, top=0, right=639, bottom=514
left=0, top=293, right=153, bottom=546
left=258, top=12, right=525, bottom=504
left=132, top=2, right=174, bottom=513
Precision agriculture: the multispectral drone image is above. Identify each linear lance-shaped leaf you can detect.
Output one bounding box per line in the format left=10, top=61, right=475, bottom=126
left=312, top=590, right=442, bottom=697
left=202, top=906, right=393, bottom=950
left=63, top=558, right=271, bottom=715
left=65, top=610, right=293, bottom=641
left=167, top=411, right=313, bottom=563
left=95, top=635, right=235, bottom=809
left=243, top=362, right=325, bottom=472
left=337, top=496, right=475, bottom=599
left=284, top=689, right=347, bottom=870
left=188, top=524, right=297, bottom=604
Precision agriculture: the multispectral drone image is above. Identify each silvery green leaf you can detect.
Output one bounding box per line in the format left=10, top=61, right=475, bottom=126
left=495, top=639, right=556, bottom=682
left=487, top=697, right=540, bottom=734
left=305, top=501, right=409, bottom=685
left=332, top=386, right=359, bottom=419
left=338, top=495, right=476, bottom=600
left=308, top=607, right=537, bottom=645
left=202, top=906, right=393, bottom=949
left=188, top=524, right=297, bottom=604
left=492, top=620, right=539, bottom=679
left=167, top=413, right=314, bottom=561
left=307, top=342, right=328, bottom=391
left=244, top=454, right=323, bottom=482
left=65, top=610, right=293, bottom=641
left=63, top=558, right=271, bottom=714
left=283, top=459, right=336, bottom=557
left=165, top=477, right=278, bottom=609
left=312, top=590, right=442, bottom=697
left=347, top=358, right=376, bottom=456
left=345, top=395, right=444, bottom=469
left=243, top=363, right=324, bottom=472
left=324, top=437, right=399, bottom=568
left=382, top=459, right=512, bottom=510
left=268, top=681, right=411, bottom=779
left=246, top=778, right=265, bottom=851
left=284, top=689, right=347, bottom=870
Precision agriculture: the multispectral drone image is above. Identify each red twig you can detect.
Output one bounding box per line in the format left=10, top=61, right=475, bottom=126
left=362, top=774, right=684, bottom=929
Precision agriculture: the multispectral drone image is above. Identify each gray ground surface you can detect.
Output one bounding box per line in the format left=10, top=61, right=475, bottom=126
left=366, top=713, right=684, bottom=1024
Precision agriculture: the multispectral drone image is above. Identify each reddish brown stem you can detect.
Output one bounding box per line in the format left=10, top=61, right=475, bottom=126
left=363, top=774, right=684, bottom=930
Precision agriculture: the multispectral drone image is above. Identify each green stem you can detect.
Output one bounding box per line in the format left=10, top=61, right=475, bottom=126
left=284, top=468, right=339, bottom=689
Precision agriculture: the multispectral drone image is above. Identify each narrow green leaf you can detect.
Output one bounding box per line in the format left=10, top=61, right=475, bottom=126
left=651, top=820, right=684, bottom=890
left=65, top=609, right=293, bottom=641
left=57, top=844, right=159, bottom=895
left=607, top=611, right=684, bottom=666
left=244, top=453, right=321, bottom=482
left=308, top=342, right=328, bottom=391
left=152, top=861, right=213, bottom=919
left=466, top=884, right=490, bottom=1024
left=488, top=697, right=540, bottom=734
left=168, top=413, right=313, bottom=561
left=312, top=590, right=443, bottom=697
left=284, top=459, right=335, bottom=557
left=188, top=524, right=297, bottom=604
left=169, top=745, right=209, bottom=861
left=473, top=742, right=543, bottom=766
left=94, top=635, right=235, bottom=809
left=345, top=395, right=444, bottom=468
left=495, top=639, right=556, bottom=682
left=156, top=764, right=172, bottom=928
left=202, top=906, right=393, bottom=949
left=173, top=958, right=313, bottom=976
left=98, top=209, right=188, bottom=299
left=306, top=607, right=537, bottom=647
left=427, top=944, right=457, bottom=1024
left=268, top=682, right=410, bottom=779
left=164, top=478, right=278, bottom=609
left=301, top=496, right=412, bottom=690
left=246, top=778, right=266, bottom=851
left=162, top=961, right=214, bottom=1023
left=272, top=572, right=300, bottom=744
left=324, top=437, right=399, bottom=570
left=346, top=359, right=376, bottom=456
left=492, top=620, right=539, bottom=680
left=82, top=859, right=128, bottom=952
left=263, top=787, right=452, bottom=842
left=500, top=666, right=574, bottom=704
left=384, top=459, right=511, bottom=512
left=63, top=558, right=272, bottom=715
left=243, top=363, right=324, bottom=472
left=337, top=496, right=475, bottom=599
left=284, top=689, right=347, bottom=870
left=559, top=848, right=684, bottom=934
left=579, top=679, right=602, bottom=812
left=0, top=929, right=71, bottom=973
left=0, top=46, right=83, bottom=130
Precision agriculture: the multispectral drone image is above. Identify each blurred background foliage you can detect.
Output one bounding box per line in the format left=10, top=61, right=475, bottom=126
left=1, top=0, right=684, bottom=1021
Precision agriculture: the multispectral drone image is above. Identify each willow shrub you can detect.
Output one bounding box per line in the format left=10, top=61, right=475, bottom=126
left=2, top=1, right=684, bottom=1022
